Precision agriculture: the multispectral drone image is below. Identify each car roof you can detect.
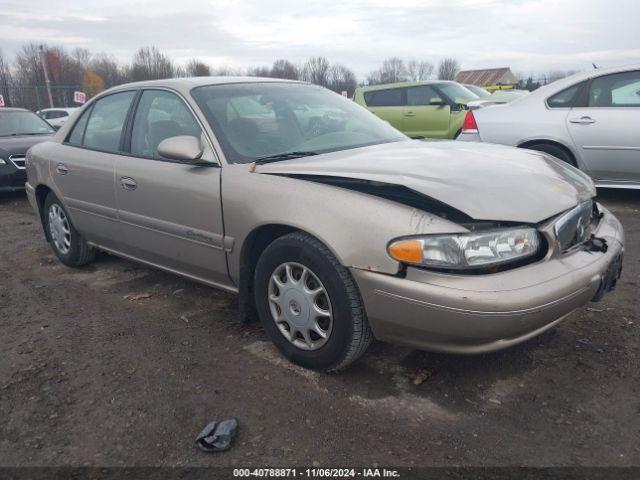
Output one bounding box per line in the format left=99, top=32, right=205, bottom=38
left=531, top=63, right=640, bottom=96
left=93, top=76, right=306, bottom=100
left=355, top=80, right=455, bottom=92
left=111, top=76, right=302, bottom=91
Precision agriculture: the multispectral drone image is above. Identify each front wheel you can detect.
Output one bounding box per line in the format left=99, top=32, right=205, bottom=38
left=43, top=193, right=96, bottom=267
left=254, top=232, right=373, bottom=372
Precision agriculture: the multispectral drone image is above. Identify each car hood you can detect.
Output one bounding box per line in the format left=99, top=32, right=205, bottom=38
left=0, top=134, right=53, bottom=158
left=255, top=140, right=596, bottom=223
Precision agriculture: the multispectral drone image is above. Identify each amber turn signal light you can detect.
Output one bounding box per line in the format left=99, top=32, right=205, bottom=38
left=388, top=239, right=423, bottom=264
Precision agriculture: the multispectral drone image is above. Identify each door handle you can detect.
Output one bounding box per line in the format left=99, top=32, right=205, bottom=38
left=570, top=116, right=596, bottom=124
left=56, top=163, right=68, bottom=175
left=120, top=177, right=137, bottom=190
left=404, top=111, right=416, bottom=117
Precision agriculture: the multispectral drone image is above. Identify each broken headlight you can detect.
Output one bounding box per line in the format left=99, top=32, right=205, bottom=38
left=554, top=200, right=593, bottom=252
left=388, top=228, right=541, bottom=270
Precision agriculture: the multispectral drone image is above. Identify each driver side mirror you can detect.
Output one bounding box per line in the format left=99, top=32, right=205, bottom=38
left=157, top=135, right=204, bottom=164
left=429, top=97, right=447, bottom=106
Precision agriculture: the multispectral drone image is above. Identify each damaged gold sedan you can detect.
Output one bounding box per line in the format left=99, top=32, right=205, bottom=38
left=26, top=78, right=624, bottom=371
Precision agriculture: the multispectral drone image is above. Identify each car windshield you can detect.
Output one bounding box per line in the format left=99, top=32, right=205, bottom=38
left=465, top=85, right=491, bottom=98
left=0, top=110, right=55, bottom=137
left=192, top=82, right=407, bottom=164
left=437, top=83, right=479, bottom=104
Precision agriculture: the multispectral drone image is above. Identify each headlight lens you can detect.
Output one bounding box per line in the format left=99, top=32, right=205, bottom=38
left=388, top=228, right=541, bottom=270
left=0, top=158, right=6, bottom=165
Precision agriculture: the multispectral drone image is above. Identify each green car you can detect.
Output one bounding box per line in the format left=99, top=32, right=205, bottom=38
left=353, top=81, right=479, bottom=139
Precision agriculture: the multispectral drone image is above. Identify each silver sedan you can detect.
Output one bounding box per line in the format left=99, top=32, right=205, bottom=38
left=25, top=78, right=624, bottom=371
left=458, top=64, right=640, bottom=189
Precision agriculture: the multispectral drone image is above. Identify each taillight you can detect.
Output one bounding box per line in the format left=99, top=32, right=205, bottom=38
left=462, top=110, right=478, bottom=134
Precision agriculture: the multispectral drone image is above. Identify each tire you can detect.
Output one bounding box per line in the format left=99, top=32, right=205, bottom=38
left=524, top=143, right=576, bottom=167
left=43, top=192, right=96, bottom=267
left=254, top=232, right=373, bottom=372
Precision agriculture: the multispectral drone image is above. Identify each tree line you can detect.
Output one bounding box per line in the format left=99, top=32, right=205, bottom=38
left=0, top=42, right=583, bottom=111
left=0, top=43, right=465, bottom=110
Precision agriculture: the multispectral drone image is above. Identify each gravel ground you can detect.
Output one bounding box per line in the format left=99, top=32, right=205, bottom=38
left=0, top=190, right=638, bottom=468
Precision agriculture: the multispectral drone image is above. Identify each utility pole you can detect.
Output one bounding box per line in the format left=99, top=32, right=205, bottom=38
left=39, top=45, right=54, bottom=108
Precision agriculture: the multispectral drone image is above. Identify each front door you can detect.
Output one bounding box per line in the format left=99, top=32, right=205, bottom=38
left=51, top=90, right=137, bottom=249
left=114, top=89, right=229, bottom=287
left=403, top=85, right=452, bottom=138
left=567, top=70, right=640, bottom=184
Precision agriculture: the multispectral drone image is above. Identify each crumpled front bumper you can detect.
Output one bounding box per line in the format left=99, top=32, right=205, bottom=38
left=351, top=205, right=624, bottom=354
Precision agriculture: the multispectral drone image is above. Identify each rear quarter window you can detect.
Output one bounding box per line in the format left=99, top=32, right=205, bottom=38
left=363, top=88, right=405, bottom=107
left=67, top=107, right=92, bottom=145
left=547, top=82, right=585, bottom=108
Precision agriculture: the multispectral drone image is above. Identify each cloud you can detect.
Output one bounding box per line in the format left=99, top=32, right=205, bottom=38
left=0, top=0, right=638, bottom=79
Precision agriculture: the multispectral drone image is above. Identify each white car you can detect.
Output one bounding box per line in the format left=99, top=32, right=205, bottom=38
left=458, top=64, right=640, bottom=189
left=36, top=108, right=77, bottom=130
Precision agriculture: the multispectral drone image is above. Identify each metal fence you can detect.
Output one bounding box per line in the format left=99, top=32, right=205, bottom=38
left=0, top=85, right=82, bottom=111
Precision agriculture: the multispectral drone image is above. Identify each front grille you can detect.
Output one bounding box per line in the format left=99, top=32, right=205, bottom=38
left=554, top=199, right=595, bottom=252
left=9, top=155, right=26, bottom=170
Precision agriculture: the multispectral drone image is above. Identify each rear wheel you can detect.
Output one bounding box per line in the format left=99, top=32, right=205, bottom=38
left=43, top=193, right=96, bottom=267
left=523, top=143, right=576, bottom=167
left=254, top=232, right=373, bottom=372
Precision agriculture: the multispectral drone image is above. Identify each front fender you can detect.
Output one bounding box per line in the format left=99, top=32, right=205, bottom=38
left=222, top=165, right=467, bottom=283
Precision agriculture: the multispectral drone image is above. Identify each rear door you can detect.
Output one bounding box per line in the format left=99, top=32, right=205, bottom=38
left=362, top=87, right=405, bottom=131
left=567, top=70, right=640, bottom=184
left=403, top=85, right=451, bottom=138
left=114, top=88, right=229, bottom=287
left=52, top=90, right=137, bottom=249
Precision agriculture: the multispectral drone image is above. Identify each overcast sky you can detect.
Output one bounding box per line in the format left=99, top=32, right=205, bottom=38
left=1, top=0, right=639, bottom=79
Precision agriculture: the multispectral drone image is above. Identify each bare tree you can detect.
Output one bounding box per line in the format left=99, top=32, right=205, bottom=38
left=302, top=56, right=331, bottom=87
left=90, top=53, right=125, bottom=87
left=406, top=60, right=434, bottom=81
left=0, top=49, right=12, bottom=105
left=367, top=57, right=408, bottom=85
left=211, top=66, right=242, bottom=76
left=270, top=59, right=299, bottom=80
left=328, top=64, right=357, bottom=96
left=130, top=46, right=174, bottom=81
left=437, top=57, right=460, bottom=80
left=185, top=59, right=211, bottom=77
left=13, top=43, right=48, bottom=109
left=71, top=48, right=92, bottom=67
left=246, top=65, right=271, bottom=77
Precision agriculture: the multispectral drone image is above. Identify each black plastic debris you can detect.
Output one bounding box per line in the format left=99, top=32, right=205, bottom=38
left=195, top=418, right=238, bottom=453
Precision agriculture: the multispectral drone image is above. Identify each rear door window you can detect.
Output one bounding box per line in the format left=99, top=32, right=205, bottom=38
left=363, top=88, right=405, bottom=107
left=82, top=91, right=136, bottom=153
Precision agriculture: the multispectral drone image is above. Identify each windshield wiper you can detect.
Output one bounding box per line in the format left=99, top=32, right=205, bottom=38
left=254, top=151, right=319, bottom=165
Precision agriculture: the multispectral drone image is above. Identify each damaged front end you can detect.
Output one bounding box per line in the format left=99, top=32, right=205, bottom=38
left=270, top=174, right=474, bottom=224
left=262, top=171, right=613, bottom=277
